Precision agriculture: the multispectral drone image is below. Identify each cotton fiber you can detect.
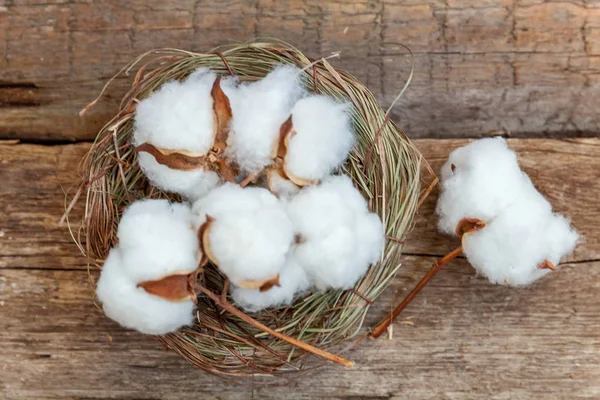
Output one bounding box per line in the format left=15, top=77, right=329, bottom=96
left=284, top=95, right=355, bottom=183
left=193, top=183, right=295, bottom=287
left=287, top=175, right=384, bottom=290
left=226, top=65, right=306, bottom=173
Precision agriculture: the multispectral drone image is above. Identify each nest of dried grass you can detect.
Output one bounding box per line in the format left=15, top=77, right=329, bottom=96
left=68, top=41, right=434, bottom=381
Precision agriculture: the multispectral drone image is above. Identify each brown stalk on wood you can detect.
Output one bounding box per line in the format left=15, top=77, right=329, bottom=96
left=370, top=217, right=486, bottom=339
left=372, top=214, right=559, bottom=339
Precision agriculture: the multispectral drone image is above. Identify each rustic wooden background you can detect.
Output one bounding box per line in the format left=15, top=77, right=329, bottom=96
left=1, top=1, right=599, bottom=399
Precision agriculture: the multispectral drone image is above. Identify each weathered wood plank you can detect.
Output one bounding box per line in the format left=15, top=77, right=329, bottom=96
left=1, top=1, right=600, bottom=140
left=1, top=138, right=597, bottom=272
left=1, top=257, right=598, bottom=399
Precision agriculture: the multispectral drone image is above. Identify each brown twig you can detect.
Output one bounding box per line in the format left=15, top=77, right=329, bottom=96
left=370, top=246, right=463, bottom=339
left=196, top=285, right=355, bottom=368
left=215, top=52, right=234, bottom=75
left=386, top=236, right=405, bottom=245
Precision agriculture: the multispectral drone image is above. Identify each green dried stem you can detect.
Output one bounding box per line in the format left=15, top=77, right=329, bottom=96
left=67, top=41, right=434, bottom=381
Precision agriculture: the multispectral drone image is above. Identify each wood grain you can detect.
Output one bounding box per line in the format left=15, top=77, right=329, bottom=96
left=0, top=138, right=598, bottom=399
left=1, top=1, right=600, bottom=141
left=1, top=260, right=598, bottom=399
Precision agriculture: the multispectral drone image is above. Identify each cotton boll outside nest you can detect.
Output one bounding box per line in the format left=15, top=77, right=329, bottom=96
left=288, top=175, right=384, bottom=290
left=462, top=197, right=579, bottom=286
left=226, top=65, right=306, bottom=173
left=193, top=183, right=295, bottom=287
left=137, top=153, right=220, bottom=201
left=117, top=199, right=200, bottom=282
left=133, top=71, right=217, bottom=154
left=96, top=248, right=196, bottom=335
left=231, top=259, right=312, bottom=312
left=436, top=137, right=530, bottom=236
left=283, top=95, right=355, bottom=183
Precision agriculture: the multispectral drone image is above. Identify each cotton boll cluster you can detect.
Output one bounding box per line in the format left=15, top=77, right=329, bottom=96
left=436, top=137, right=579, bottom=286
left=108, top=65, right=378, bottom=316
left=96, top=199, right=200, bottom=335
left=287, top=175, right=384, bottom=291
left=226, top=65, right=306, bottom=173
left=284, top=95, right=355, bottom=183
left=192, top=183, right=295, bottom=288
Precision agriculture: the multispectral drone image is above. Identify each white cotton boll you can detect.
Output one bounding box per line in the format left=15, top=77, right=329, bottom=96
left=231, top=259, right=312, bottom=312
left=133, top=71, right=221, bottom=199
left=137, top=153, right=220, bottom=201
left=96, top=248, right=195, bottom=335
left=133, top=71, right=217, bottom=154
left=285, top=95, right=355, bottom=181
left=436, top=137, right=532, bottom=236
left=117, top=199, right=199, bottom=282
left=192, top=183, right=295, bottom=285
left=227, top=65, right=306, bottom=172
left=462, top=196, right=579, bottom=286
left=288, top=175, right=384, bottom=290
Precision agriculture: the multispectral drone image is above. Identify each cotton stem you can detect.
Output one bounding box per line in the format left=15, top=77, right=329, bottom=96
left=370, top=246, right=463, bottom=339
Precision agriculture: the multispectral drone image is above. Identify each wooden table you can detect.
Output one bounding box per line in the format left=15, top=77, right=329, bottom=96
left=1, top=1, right=599, bottom=399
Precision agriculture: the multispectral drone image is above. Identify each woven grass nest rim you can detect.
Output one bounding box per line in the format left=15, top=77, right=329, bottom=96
left=68, top=41, right=435, bottom=381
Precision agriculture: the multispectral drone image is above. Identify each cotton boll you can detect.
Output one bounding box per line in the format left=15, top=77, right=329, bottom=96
left=117, top=199, right=200, bottom=282
left=137, top=152, right=220, bottom=201
left=231, top=259, right=311, bottom=312
left=436, top=137, right=531, bottom=236
left=288, top=175, right=384, bottom=290
left=96, top=248, right=196, bottom=335
left=133, top=71, right=221, bottom=198
left=192, top=183, right=295, bottom=286
left=284, top=95, right=355, bottom=182
left=227, top=65, right=306, bottom=172
left=462, top=197, right=579, bottom=286
left=133, top=71, right=217, bottom=154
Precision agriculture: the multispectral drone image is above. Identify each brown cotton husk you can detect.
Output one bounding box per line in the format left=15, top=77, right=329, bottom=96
left=538, top=260, right=556, bottom=271
left=456, top=217, right=486, bottom=237
left=211, top=75, right=233, bottom=154
left=66, top=41, right=434, bottom=382
left=134, top=143, right=209, bottom=170
left=238, top=274, right=281, bottom=292
left=198, top=216, right=216, bottom=266
left=267, top=116, right=316, bottom=190
left=138, top=272, right=196, bottom=302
